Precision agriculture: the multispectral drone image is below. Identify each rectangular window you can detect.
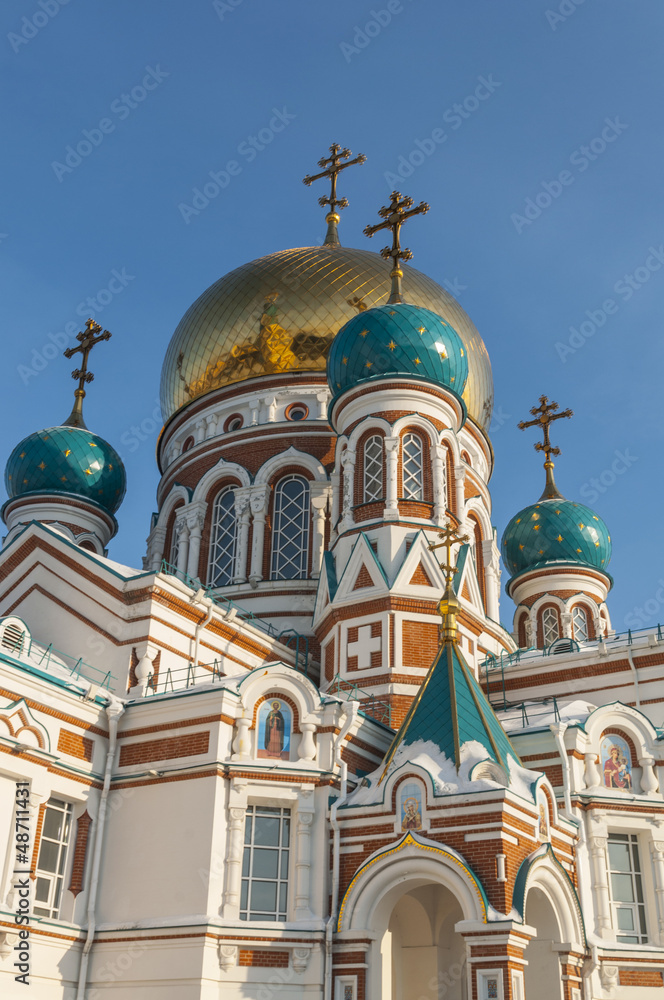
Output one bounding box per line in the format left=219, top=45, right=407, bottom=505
left=607, top=833, right=648, bottom=944
left=33, top=799, right=72, bottom=918
left=240, top=805, right=290, bottom=921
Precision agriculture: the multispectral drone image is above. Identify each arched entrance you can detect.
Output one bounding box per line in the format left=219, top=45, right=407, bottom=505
left=524, top=887, right=564, bottom=1000
left=385, top=883, right=466, bottom=1000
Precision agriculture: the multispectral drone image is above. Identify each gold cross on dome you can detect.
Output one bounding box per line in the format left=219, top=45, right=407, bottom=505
left=63, top=318, right=112, bottom=428
left=364, top=190, right=429, bottom=304
left=429, top=521, right=469, bottom=586
left=428, top=520, right=469, bottom=643
left=518, top=394, right=573, bottom=499
left=303, top=143, right=366, bottom=246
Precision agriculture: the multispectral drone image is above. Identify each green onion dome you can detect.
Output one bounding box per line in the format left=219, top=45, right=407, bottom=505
left=5, top=425, right=126, bottom=515
left=501, top=497, right=612, bottom=579
left=327, top=302, right=469, bottom=402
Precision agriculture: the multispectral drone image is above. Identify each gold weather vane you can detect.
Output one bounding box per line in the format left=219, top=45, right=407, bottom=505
left=428, top=520, right=469, bottom=643
left=518, top=394, right=573, bottom=500
left=302, top=143, right=366, bottom=247
left=63, top=319, right=112, bottom=428
left=363, top=190, right=429, bottom=304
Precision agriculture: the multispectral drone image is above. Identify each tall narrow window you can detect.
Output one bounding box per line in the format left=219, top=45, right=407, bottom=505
left=271, top=475, right=310, bottom=580
left=208, top=487, right=237, bottom=587
left=363, top=435, right=383, bottom=502
left=240, top=805, right=290, bottom=921
left=572, top=606, right=589, bottom=642
left=33, top=799, right=73, bottom=918
left=541, top=607, right=559, bottom=646
left=168, top=516, right=180, bottom=570
left=607, top=833, right=648, bottom=944
left=402, top=433, right=424, bottom=500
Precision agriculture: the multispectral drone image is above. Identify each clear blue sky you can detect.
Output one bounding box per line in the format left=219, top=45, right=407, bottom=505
left=2, top=0, right=662, bottom=633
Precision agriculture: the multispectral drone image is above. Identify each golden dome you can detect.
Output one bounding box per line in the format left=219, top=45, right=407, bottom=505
left=160, top=245, right=493, bottom=428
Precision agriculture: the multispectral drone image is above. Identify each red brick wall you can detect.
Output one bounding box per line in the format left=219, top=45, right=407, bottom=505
left=239, top=949, right=289, bottom=967
left=68, top=810, right=92, bottom=896
left=619, top=970, right=663, bottom=987
left=402, top=619, right=439, bottom=669
left=118, top=731, right=210, bottom=766
left=57, top=728, right=93, bottom=762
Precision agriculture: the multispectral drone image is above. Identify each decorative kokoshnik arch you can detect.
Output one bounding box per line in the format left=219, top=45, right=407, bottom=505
left=337, top=831, right=489, bottom=933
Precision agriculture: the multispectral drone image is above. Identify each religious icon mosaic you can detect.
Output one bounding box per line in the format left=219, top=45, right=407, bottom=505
left=399, top=781, right=424, bottom=832
left=601, top=734, right=633, bottom=790
left=257, top=697, right=292, bottom=760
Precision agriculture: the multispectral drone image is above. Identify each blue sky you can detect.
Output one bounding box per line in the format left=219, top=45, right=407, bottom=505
left=1, top=0, right=663, bottom=632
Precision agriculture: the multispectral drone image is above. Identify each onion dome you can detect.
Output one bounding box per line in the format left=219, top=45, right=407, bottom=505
left=501, top=394, right=611, bottom=582
left=5, top=426, right=126, bottom=515
left=326, top=302, right=469, bottom=402
left=501, top=498, right=611, bottom=578
left=160, top=248, right=492, bottom=428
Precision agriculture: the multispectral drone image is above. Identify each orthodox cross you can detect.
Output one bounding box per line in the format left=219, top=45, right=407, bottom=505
left=363, top=190, right=429, bottom=304
left=303, top=144, right=366, bottom=246
left=518, top=394, right=573, bottom=499
left=428, top=520, right=469, bottom=642
left=63, top=318, right=112, bottom=428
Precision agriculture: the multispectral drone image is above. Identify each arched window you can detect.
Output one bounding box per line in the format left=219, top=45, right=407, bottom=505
left=402, top=433, right=424, bottom=500
left=469, top=515, right=486, bottom=610
left=363, top=435, right=383, bottom=502
left=517, top=612, right=528, bottom=649
left=541, top=607, right=560, bottom=646
left=572, top=605, right=589, bottom=642
left=208, top=487, right=237, bottom=587
left=271, top=475, right=310, bottom=580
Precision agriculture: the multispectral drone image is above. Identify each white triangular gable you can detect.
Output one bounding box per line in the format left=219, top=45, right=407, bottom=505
left=333, top=535, right=388, bottom=605
left=456, top=547, right=485, bottom=616
left=392, top=530, right=446, bottom=595
left=312, top=555, right=335, bottom=627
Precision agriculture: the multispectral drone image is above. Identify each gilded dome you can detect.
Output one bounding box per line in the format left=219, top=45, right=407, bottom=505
left=160, top=245, right=494, bottom=429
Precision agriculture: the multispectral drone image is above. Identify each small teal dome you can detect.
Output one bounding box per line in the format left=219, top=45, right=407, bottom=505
left=327, top=303, right=469, bottom=401
left=501, top=497, right=611, bottom=579
left=5, top=425, right=126, bottom=515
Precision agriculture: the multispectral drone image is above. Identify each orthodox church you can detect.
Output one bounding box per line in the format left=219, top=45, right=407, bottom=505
left=0, top=145, right=663, bottom=1000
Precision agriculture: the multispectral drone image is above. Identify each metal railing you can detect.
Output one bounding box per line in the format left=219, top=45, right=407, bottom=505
left=0, top=631, right=114, bottom=692
left=326, top=673, right=392, bottom=727
left=144, top=659, right=226, bottom=696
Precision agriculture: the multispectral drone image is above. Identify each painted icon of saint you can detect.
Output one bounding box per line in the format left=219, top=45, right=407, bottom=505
left=264, top=700, right=286, bottom=757
left=401, top=796, right=422, bottom=831
left=603, top=744, right=632, bottom=789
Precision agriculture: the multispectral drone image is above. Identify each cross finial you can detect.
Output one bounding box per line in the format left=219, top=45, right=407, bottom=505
left=303, top=143, right=366, bottom=247
left=518, top=394, right=573, bottom=500
left=363, top=190, right=430, bottom=304
left=428, top=519, right=469, bottom=643
left=62, top=319, right=112, bottom=428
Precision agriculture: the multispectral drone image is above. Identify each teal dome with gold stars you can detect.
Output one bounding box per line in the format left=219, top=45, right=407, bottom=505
left=326, top=302, right=469, bottom=404
left=4, top=425, right=126, bottom=515
left=501, top=497, right=612, bottom=580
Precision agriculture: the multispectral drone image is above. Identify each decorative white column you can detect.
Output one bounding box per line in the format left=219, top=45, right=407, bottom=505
left=265, top=396, right=277, bottom=422
left=249, top=398, right=261, bottom=425
left=384, top=436, right=399, bottom=520
left=649, top=837, right=664, bottom=937
left=294, top=795, right=315, bottom=920
left=310, top=485, right=331, bottom=579
left=329, top=469, right=340, bottom=542
left=249, top=486, right=270, bottom=585
left=175, top=516, right=190, bottom=579
left=640, top=755, right=659, bottom=795
left=186, top=507, right=206, bottom=582
left=233, top=489, right=251, bottom=584
left=432, top=444, right=447, bottom=524
left=195, top=419, right=206, bottom=444
left=584, top=752, right=601, bottom=788
left=130, top=642, right=160, bottom=695
left=298, top=721, right=317, bottom=761
left=316, top=391, right=329, bottom=420
left=588, top=836, right=613, bottom=937
left=454, top=463, right=466, bottom=523
left=205, top=413, right=218, bottom=439
left=223, top=804, right=247, bottom=919
left=561, top=611, right=573, bottom=639
left=231, top=715, right=252, bottom=760
left=482, top=538, right=501, bottom=622
left=147, top=525, right=167, bottom=572
left=339, top=449, right=356, bottom=532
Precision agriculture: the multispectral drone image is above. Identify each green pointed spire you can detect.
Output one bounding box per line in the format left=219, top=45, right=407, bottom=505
left=381, top=522, right=520, bottom=776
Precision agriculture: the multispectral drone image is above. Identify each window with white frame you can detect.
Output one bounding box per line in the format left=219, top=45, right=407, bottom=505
left=33, top=799, right=73, bottom=918
left=270, top=476, right=310, bottom=580
left=240, top=805, right=290, bottom=921
left=169, top=517, right=180, bottom=569
left=607, top=833, right=648, bottom=944
left=363, top=435, right=383, bottom=502
left=335, top=976, right=357, bottom=1000
left=541, top=607, right=560, bottom=646
left=572, top=606, right=589, bottom=642
left=207, top=487, right=237, bottom=587
left=402, top=433, right=424, bottom=500
left=478, top=969, right=503, bottom=1000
